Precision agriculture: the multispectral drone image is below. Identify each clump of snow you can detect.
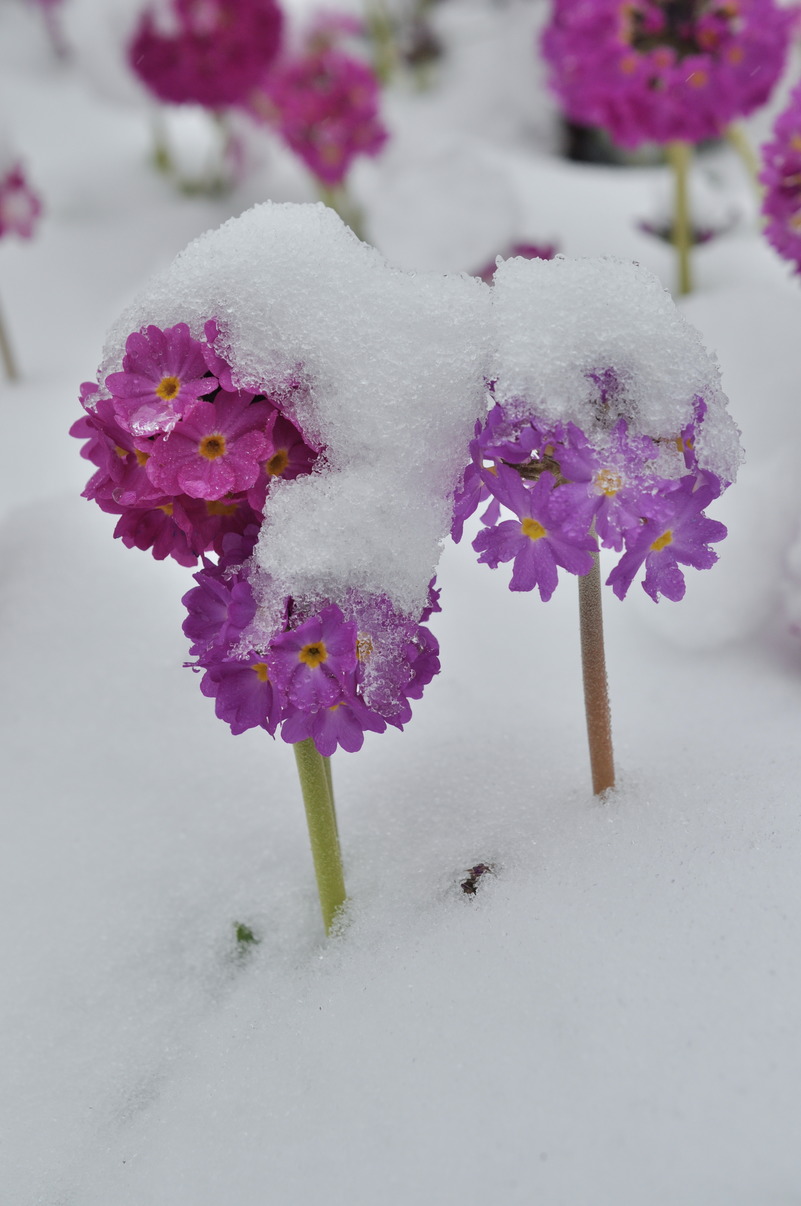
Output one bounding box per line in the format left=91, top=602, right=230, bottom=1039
left=491, top=255, right=742, bottom=482
left=100, top=201, right=492, bottom=615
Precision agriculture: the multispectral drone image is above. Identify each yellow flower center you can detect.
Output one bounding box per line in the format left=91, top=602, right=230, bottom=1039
left=299, top=641, right=327, bottom=668
left=521, top=517, right=546, bottom=541
left=135, top=448, right=150, bottom=467
left=155, top=375, right=181, bottom=401
left=356, top=634, right=373, bottom=662
left=158, top=503, right=174, bottom=516
left=252, top=662, right=269, bottom=682
left=266, top=449, right=289, bottom=477
left=651, top=530, right=673, bottom=552
left=199, top=434, right=226, bottom=460
left=114, top=444, right=128, bottom=460
left=206, top=499, right=239, bottom=516
left=594, top=467, right=623, bottom=497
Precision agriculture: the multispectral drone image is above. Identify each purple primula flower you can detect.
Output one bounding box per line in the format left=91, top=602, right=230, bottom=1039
left=473, top=464, right=595, bottom=600
left=106, top=323, right=218, bottom=437
left=200, top=654, right=283, bottom=736
left=146, top=391, right=275, bottom=501
left=557, top=419, right=664, bottom=551
left=270, top=605, right=358, bottom=710
left=607, top=473, right=726, bottom=601
left=280, top=692, right=386, bottom=755
left=182, top=560, right=257, bottom=659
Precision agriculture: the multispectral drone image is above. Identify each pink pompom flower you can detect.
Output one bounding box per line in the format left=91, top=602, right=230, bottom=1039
left=129, top=0, right=283, bottom=109
left=542, top=0, right=793, bottom=148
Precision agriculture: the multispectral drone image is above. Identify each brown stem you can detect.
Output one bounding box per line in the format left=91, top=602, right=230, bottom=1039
left=578, top=543, right=615, bottom=795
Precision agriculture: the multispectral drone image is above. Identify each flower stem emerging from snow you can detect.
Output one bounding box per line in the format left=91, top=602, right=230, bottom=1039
left=0, top=295, right=18, bottom=381
left=667, top=141, right=693, bottom=296
left=578, top=538, right=615, bottom=795
left=293, top=739, right=347, bottom=933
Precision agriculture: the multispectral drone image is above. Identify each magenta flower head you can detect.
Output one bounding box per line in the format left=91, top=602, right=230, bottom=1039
left=0, top=161, right=42, bottom=240
left=72, top=318, right=318, bottom=565
left=129, top=0, right=283, bottom=109
left=542, top=0, right=793, bottom=148
left=454, top=254, right=741, bottom=603
left=254, top=46, right=387, bottom=186
left=761, top=77, right=801, bottom=274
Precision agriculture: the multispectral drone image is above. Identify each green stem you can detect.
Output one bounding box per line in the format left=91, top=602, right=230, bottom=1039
left=318, top=183, right=365, bottom=241
left=364, top=0, right=397, bottom=85
left=0, top=295, right=18, bottom=382
left=293, top=739, right=347, bottom=933
left=726, top=123, right=763, bottom=202
left=322, top=755, right=338, bottom=837
left=666, top=141, right=693, bottom=296
left=578, top=539, right=615, bottom=796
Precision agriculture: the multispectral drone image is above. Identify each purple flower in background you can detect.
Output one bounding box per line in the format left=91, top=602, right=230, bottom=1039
left=255, top=48, right=387, bottom=186
left=129, top=0, right=283, bottom=109
left=146, top=391, right=275, bottom=500
left=106, top=323, right=218, bottom=437
left=542, top=0, right=792, bottom=148
left=761, top=77, right=801, bottom=274
left=473, top=242, right=558, bottom=284
left=0, top=163, right=42, bottom=240
left=473, top=463, right=595, bottom=600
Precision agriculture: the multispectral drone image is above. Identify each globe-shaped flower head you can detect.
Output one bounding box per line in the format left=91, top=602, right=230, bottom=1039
left=542, top=0, right=793, bottom=148
left=129, top=0, right=284, bottom=109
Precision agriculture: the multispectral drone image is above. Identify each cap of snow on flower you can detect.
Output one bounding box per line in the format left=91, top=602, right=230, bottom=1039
left=542, top=0, right=792, bottom=148
left=453, top=254, right=741, bottom=603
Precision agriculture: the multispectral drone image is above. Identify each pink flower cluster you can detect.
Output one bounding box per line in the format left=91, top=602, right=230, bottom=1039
left=184, top=539, right=440, bottom=753
left=73, top=319, right=440, bottom=756
left=252, top=45, right=387, bottom=186
left=129, top=0, right=283, bottom=109
left=542, top=0, right=792, bottom=148
left=761, top=78, right=801, bottom=274
left=453, top=395, right=727, bottom=604
left=0, top=163, right=42, bottom=240
left=71, top=321, right=317, bottom=566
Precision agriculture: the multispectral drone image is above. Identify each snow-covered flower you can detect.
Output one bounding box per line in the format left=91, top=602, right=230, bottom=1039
left=542, top=0, right=792, bottom=148
left=454, top=254, right=740, bottom=603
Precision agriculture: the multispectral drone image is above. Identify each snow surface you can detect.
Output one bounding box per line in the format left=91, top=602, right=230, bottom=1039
left=2, top=2, right=801, bottom=1204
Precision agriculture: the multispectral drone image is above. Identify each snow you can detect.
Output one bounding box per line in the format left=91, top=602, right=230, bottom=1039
left=2, top=2, right=801, bottom=1204
left=491, top=253, right=742, bottom=481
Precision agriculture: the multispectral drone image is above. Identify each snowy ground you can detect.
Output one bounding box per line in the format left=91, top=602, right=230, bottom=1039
left=2, top=2, right=801, bottom=1203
